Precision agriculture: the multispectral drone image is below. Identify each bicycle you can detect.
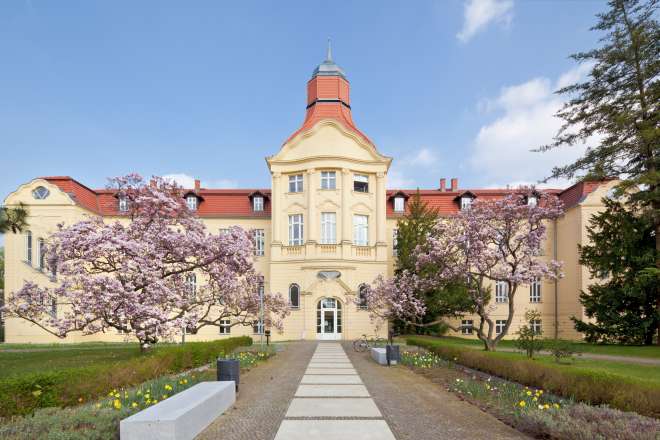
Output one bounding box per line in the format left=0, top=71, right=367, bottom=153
left=352, top=334, right=385, bottom=352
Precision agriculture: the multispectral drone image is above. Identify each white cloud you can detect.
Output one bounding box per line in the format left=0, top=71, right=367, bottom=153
left=467, top=64, right=594, bottom=188
left=162, top=173, right=238, bottom=189
left=457, top=0, right=514, bottom=43
left=386, top=147, right=440, bottom=189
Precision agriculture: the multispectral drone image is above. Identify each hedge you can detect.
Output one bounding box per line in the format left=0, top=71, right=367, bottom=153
left=406, top=336, right=660, bottom=418
left=0, top=336, right=251, bottom=418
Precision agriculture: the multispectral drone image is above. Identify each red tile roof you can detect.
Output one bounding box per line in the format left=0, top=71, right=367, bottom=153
left=41, top=177, right=608, bottom=219
left=42, top=177, right=271, bottom=218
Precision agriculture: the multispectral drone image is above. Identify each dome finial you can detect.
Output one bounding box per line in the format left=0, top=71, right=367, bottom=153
left=326, top=37, right=332, bottom=62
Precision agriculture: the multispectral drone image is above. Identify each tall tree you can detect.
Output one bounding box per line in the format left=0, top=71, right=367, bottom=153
left=0, top=203, right=29, bottom=234
left=537, top=0, right=659, bottom=343
left=2, top=175, right=288, bottom=349
left=574, top=199, right=659, bottom=344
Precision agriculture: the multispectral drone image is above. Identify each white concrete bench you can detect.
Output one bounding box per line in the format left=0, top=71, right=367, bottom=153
left=370, top=347, right=397, bottom=366
left=120, top=381, right=235, bottom=440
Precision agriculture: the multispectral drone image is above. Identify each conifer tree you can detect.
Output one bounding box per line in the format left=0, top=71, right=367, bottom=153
left=574, top=199, right=659, bottom=344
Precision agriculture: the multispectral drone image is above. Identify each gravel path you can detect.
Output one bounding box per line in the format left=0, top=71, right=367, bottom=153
left=196, top=341, right=316, bottom=440
left=344, top=343, right=530, bottom=440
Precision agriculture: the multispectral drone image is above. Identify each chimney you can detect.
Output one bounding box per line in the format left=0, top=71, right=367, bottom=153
left=450, top=178, right=458, bottom=192
left=194, top=179, right=201, bottom=192
left=439, top=178, right=446, bottom=191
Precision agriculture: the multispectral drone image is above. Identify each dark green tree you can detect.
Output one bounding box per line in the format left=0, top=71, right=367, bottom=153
left=393, top=191, right=472, bottom=335
left=538, top=0, right=659, bottom=344
left=0, top=247, right=4, bottom=291
left=574, top=199, right=659, bottom=344
left=0, top=203, right=29, bottom=234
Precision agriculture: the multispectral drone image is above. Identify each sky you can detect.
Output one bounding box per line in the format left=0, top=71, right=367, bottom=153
left=1, top=0, right=608, bottom=243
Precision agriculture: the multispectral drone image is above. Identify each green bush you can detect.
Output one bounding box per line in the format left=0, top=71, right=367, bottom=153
left=406, top=336, right=660, bottom=418
left=515, top=310, right=545, bottom=358
left=545, top=339, right=578, bottom=363
left=0, top=336, right=251, bottom=418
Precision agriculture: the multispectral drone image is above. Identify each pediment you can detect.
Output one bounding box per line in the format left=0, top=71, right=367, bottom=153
left=268, top=120, right=392, bottom=167
left=350, top=201, right=373, bottom=214
left=4, top=179, right=77, bottom=206
left=318, top=198, right=341, bottom=210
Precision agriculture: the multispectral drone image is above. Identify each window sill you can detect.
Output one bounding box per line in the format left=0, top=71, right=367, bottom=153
left=289, top=306, right=300, bottom=310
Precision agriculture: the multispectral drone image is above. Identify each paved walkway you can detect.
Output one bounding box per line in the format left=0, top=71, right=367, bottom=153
left=273, top=342, right=396, bottom=439
left=198, top=341, right=528, bottom=440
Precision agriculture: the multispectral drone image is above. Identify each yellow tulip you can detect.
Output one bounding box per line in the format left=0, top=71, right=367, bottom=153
left=519, top=401, right=526, bottom=407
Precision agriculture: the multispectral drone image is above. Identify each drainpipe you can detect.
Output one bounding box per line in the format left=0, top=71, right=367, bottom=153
left=554, top=218, right=559, bottom=340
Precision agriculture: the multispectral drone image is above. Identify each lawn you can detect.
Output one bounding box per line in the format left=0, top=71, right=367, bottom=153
left=0, top=343, right=145, bottom=378
left=403, top=335, right=660, bottom=359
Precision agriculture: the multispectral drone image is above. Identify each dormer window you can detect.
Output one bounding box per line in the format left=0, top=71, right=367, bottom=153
left=460, top=196, right=473, bottom=211
left=119, top=197, right=129, bottom=212
left=394, top=196, right=405, bottom=212
left=527, top=195, right=538, bottom=206
left=253, top=195, right=264, bottom=211
left=186, top=195, right=198, bottom=211
left=354, top=174, right=369, bottom=193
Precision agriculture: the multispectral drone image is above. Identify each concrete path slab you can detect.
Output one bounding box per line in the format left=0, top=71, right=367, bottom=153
left=285, top=398, right=382, bottom=418
left=300, top=374, right=363, bottom=384
left=295, top=384, right=370, bottom=397
left=305, top=368, right=358, bottom=375
left=307, top=362, right=354, bottom=368
left=274, top=420, right=396, bottom=440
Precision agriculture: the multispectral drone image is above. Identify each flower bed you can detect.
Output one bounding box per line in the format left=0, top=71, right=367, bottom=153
left=400, top=349, right=660, bottom=439
left=406, top=336, right=660, bottom=418
left=0, top=336, right=252, bottom=418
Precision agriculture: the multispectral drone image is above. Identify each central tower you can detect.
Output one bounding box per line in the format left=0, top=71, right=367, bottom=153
left=266, top=43, right=390, bottom=341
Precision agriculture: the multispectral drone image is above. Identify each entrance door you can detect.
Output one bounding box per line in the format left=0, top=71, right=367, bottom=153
left=316, top=298, right=342, bottom=340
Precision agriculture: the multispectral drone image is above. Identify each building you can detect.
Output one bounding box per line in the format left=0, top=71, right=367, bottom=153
left=2, top=47, right=615, bottom=344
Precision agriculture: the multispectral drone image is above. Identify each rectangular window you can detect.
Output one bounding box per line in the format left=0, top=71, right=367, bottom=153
left=461, top=197, right=473, bottom=211
left=353, top=174, right=369, bottom=193
left=320, top=171, right=336, bottom=190
left=119, top=197, right=129, bottom=212
left=219, top=228, right=231, bottom=236
left=289, top=174, right=303, bottom=193
left=25, top=231, right=32, bottom=265
left=288, top=214, right=304, bottom=245
left=495, top=281, right=508, bottom=303
left=530, top=319, right=542, bottom=334
left=461, top=319, right=473, bottom=335
left=38, top=239, right=46, bottom=271
left=219, top=319, right=231, bottom=334
left=253, top=196, right=264, bottom=211
left=320, top=213, right=336, bottom=244
left=392, top=229, right=399, bottom=256
left=353, top=215, right=369, bottom=246
left=254, top=229, right=265, bottom=256
left=186, top=195, right=197, bottom=211
left=530, top=278, right=542, bottom=303
left=394, top=196, right=405, bottom=212
left=50, top=297, right=57, bottom=318
left=252, top=320, right=264, bottom=335
left=495, top=320, right=506, bottom=335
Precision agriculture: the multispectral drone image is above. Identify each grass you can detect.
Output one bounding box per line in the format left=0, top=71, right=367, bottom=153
left=405, top=335, right=660, bottom=359
left=0, top=345, right=144, bottom=378
left=0, top=337, right=252, bottom=417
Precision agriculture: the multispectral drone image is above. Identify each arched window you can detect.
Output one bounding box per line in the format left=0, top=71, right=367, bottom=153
left=185, top=273, right=197, bottom=297
left=25, top=231, right=33, bottom=265
left=289, top=284, right=300, bottom=309
left=358, top=284, right=368, bottom=309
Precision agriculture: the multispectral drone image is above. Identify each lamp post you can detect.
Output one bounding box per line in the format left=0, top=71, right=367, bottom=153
left=259, top=281, right=264, bottom=347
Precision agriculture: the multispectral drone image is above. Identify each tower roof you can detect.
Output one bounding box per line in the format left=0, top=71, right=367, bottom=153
left=311, top=39, right=346, bottom=79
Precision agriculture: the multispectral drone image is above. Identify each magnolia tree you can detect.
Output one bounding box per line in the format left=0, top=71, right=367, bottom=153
left=364, top=191, right=564, bottom=351
left=3, top=174, right=288, bottom=349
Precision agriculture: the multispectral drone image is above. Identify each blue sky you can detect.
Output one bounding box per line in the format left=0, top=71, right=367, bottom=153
left=1, top=1, right=605, bottom=211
